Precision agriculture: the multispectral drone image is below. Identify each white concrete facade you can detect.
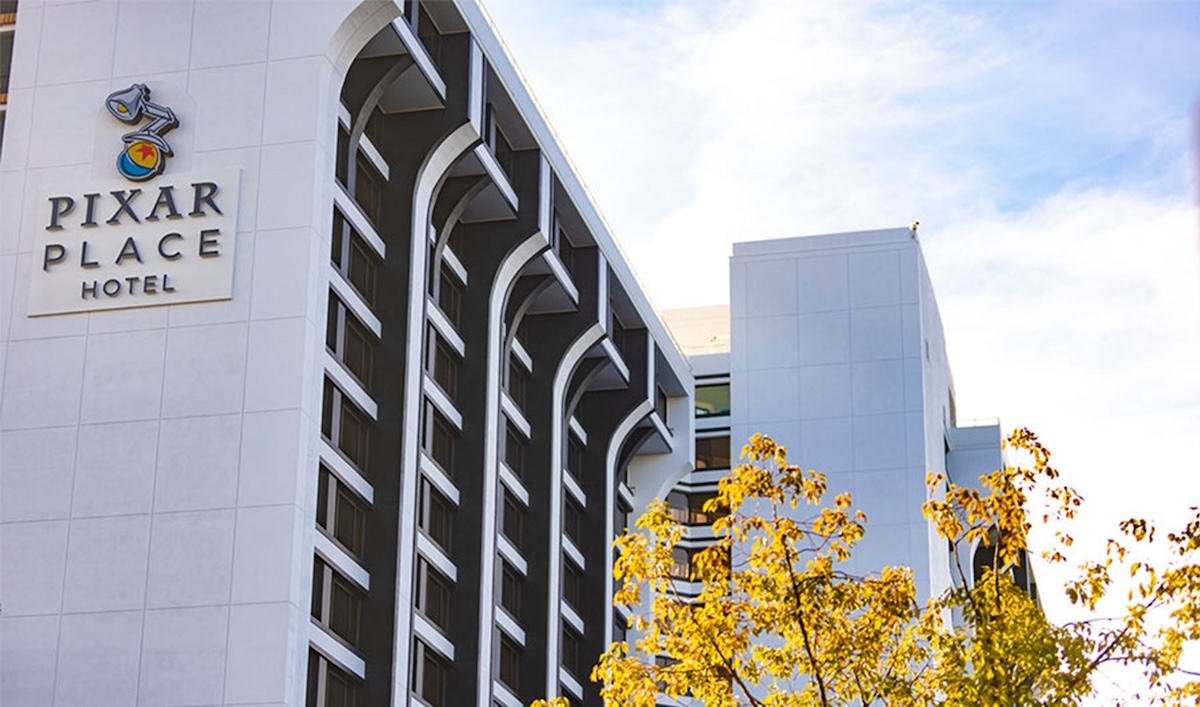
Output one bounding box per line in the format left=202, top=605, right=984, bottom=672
left=1, top=2, right=345, bottom=704
left=666, top=227, right=1003, bottom=602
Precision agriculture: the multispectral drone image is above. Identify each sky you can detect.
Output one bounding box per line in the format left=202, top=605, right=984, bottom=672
left=479, top=0, right=1200, bottom=697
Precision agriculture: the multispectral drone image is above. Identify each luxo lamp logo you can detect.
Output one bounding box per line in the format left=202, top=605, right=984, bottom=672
left=105, top=83, right=178, bottom=181
left=27, top=83, right=241, bottom=318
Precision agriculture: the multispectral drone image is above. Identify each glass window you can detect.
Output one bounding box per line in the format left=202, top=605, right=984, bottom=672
left=563, top=560, right=582, bottom=611
left=553, top=217, right=576, bottom=277
left=335, top=126, right=350, bottom=188
left=316, top=466, right=367, bottom=559
left=498, top=634, right=520, bottom=690
left=564, top=498, right=583, bottom=549
left=425, top=403, right=455, bottom=475
left=484, top=104, right=514, bottom=181
left=419, top=479, right=453, bottom=551
left=0, top=33, right=12, bottom=97
left=666, top=491, right=689, bottom=524
left=670, top=547, right=693, bottom=580
left=417, top=559, right=452, bottom=630
left=668, top=546, right=727, bottom=581
left=502, top=492, right=522, bottom=547
left=507, top=357, right=528, bottom=410
left=665, top=489, right=726, bottom=526
left=500, top=562, right=521, bottom=619
left=430, top=333, right=459, bottom=401
left=331, top=209, right=379, bottom=307
left=609, top=307, right=627, bottom=356
left=695, top=383, right=731, bottom=417
left=562, top=628, right=583, bottom=679
left=566, top=436, right=584, bottom=481
left=695, top=435, right=731, bottom=470
left=616, top=503, right=630, bottom=535
left=689, top=490, right=727, bottom=525
left=323, top=379, right=370, bottom=474
left=413, top=641, right=448, bottom=706
left=347, top=237, right=377, bottom=305
left=613, top=618, right=627, bottom=644
left=438, top=264, right=462, bottom=327
left=354, top=153, right=383, bottom=227
left=504, top=424, right=525, bottom=477
left=327, top=294, right=374, bottom=390
left=312, top=557, right=363, bottom=649
left=307, top=650, right=360, bottom=707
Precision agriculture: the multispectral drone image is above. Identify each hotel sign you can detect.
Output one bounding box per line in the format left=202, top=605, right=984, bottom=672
left=27, top=84, right=240, bottom=317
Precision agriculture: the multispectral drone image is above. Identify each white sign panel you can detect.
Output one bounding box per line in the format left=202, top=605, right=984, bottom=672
left=27, top=169, right=241, bottom=316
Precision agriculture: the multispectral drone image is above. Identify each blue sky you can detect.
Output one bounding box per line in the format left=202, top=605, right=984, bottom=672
left=480, top=0, right=1199, bottom=695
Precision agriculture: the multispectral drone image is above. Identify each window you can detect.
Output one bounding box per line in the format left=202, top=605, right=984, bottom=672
left=424, top=403, right=455, bottom=475
left=416, top=559, right=452, bottom=631
left=331, top=209, right=379, bottom=307
left=498, top=634, right=520, bottom=690
left=564, top=498, right=583, bottom=549
left=0, top=30, right=12, bottom=96
left=689, top=491, right=726, bottom=524
left=412, top=641, right=448, bottom=706
left=694, top=383, right=730, bottom=417
left=312, top=557, right=363, bottom=649
left=429, top=333, right=459, bottom=401
left=335, top=126, right=350, bottom=188
left=502, top=492, right=522, bottom=547
left=354, top=153, right=383, bottom=227
left=666, top=491, right=688, bottom=524
left=668, top=546, right=727, bottom=581
left=307, top=650, right=360, bottom=707
left=563, top=560, right=582, bottom=611
left=500, top=562, right=521, bottom=619
left=507, top=357, right=528, bottom=410
left=695, top=435, right=731, bottom=470
left=323, top=379, right=370, bottom=473
left=504, top=424, right=525, bottom=477
left=484, top=104, right=514, bottom=181
left=665, top=490, right=726, bottom=526
left=419, top=479, right=453, bottom=551
left=614, top=496, right=633, bottom=535
left=552, top=217, right=577, bottom=277
left=670, top=547, right=695, bottom=580
left=562, top=628, right=584, bottom=679
left=613, top=618, right=627, bottom=644
left=566, top=436, right=584, bottom=481
left=316, top=466, right=367, bottom=559
left=609, top=306, right=626, bottom=356
left=616, top=501, right=630, bottom=535
left=655, top=385, right=668, bottom=423
left=327, top=294, right=374, bottom=389
left=437, top=263, right=462, bottom=327
left=972, top=543, right=997, bottom=588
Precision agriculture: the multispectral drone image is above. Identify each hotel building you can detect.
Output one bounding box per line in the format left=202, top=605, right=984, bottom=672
left=661, top=229, right=1011, bottom=612
left=0, top=2, right=1008, bottom=707
left=0, top=1, right=694, bottom=706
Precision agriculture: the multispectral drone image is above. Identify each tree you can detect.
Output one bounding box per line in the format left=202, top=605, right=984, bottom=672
left=537, top=429, right=1200, bottom=706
